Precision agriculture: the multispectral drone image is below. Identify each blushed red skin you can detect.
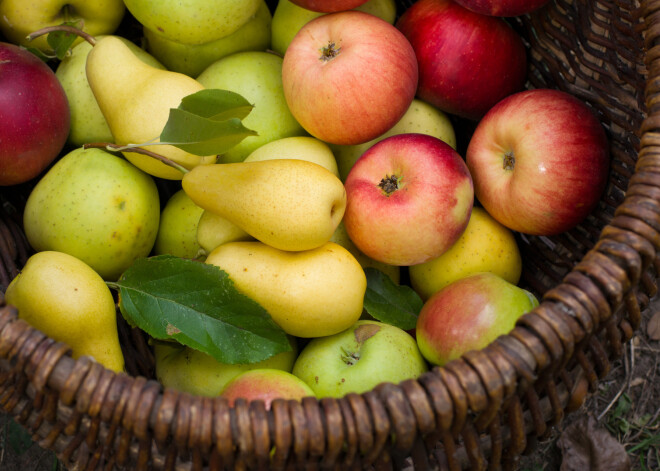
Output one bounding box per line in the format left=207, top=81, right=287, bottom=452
left=220, top=370, right=313, bottom=410
left=0, top=42, right=70, bottom=186
left=289, top=0, right=369, bottom=12
left=453, top=0, right=551, bottom=17
left=344, top=133, right=474, bottom=266
left=396, top=0, right=527, bottom=120
left=465, top=88, right=610, bottom=236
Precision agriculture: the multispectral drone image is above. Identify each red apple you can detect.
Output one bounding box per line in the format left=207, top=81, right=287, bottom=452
left=416, top=272, right=538, bottom=366
left=453, top=0, right=551, bottom=17
left=465, top=88, right=610, bottom=235
left=219, top=368, right=315, bottom=409
left=282, top=10, right=418, bottom=145
left=0, top=42, right=70, bottom=186
left=344, top=133, right=473, bottom=266
left=396, top=0, right=527, bottom=120
left=289, top=0, right=369, bottom=12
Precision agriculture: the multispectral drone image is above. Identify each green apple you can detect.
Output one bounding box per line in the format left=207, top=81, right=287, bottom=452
left=332, top=98, right=457, bottom=181
left=154, top=189, right=205, bottom=260
left=197, top=51, right=306, bottom=163
left=244, top=136, right=340, bottom=177
left=154, top=338, right=298, bottom=397
left=0, top=0, right=125, bottom=53
left=56, top=36, right=165, bottom=147
left=143, top=0, right=272, bottom=78
left=196, top=210, right=253, bottom=256
left=292, top=320, right=428, bottom=398
left=220, top=368, right=315, bottom=409
left=123, top=0, right=261, bottom=45
left=416, top=272, right=539, bottom=366
left=271, top=0, right=397, bottom=56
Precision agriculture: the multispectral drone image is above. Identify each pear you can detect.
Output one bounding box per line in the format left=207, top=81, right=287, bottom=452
left=5, top=251, right=125, bottom=372
left=154, top=189, right=205, bottom=259
left=196, top=210, right=253, bottom=256
left=85, top=35, right=217, bottom=180
left=182, top=159, right=346, bottom=252
left=205, top=241, right=366, bottom=338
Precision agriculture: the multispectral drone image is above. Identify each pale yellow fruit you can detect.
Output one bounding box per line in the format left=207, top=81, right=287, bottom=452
left=182, top=159, right=346, bottom=252
left=409, top=207, right=523, bottom=300
left=154, top=190, right=205, bottom=259
left=205, top=241, right=366, bottom=338
left=196, top=210, right=253, bottom=256
left=5, top=251, right=125, bottom=372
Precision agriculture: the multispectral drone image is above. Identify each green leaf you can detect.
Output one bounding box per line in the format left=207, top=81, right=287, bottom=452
left=160, top=108, right=258, bottom=156
left=112, top=255, right=291, bottom=364
left=47, top=20, right=83, bottom=60
left=178, top=89, right=254, bottom=121
left=363, top=267, right=423, bottom=331
left=7, top=418, right=33, bottom=455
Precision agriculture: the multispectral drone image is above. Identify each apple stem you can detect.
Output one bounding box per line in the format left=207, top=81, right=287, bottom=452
left=82, top=142, right=189, bottom=175
left=26, top=25, right=97, bottom=47
left=503, top=151, right=515, bottom=171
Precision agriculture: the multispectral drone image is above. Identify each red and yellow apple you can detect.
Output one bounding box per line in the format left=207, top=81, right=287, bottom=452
left=453, top=0, right=551, bottom=17
left=220, top=368, right=315, bottom=409
left=343, top=133, right=473, bottom=266
left=282, top=10, right=418, bottom=145
left=289, top=0, right=370, bottom=13
left=465, top=88, right=610, bottom=235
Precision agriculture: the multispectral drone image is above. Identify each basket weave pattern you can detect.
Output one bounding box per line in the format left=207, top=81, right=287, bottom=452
left=0, top=0, right=658, bottom=469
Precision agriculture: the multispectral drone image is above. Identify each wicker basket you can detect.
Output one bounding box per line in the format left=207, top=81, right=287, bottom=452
left=0, top=0, right=657, bottom=469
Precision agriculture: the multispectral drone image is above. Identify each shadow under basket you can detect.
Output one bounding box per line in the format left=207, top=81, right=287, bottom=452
left=1, top=0, right=660, bottom=469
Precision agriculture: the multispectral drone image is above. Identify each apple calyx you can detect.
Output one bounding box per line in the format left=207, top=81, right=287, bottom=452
left=503, top=150, right=515, bottom=171
left=319, top=42, right=341, bottom=62
left=341, top=346, right=360, bottom=366
left=378, top=174, right=401, bottom=196
left=340, top=324, right=381, bottom=366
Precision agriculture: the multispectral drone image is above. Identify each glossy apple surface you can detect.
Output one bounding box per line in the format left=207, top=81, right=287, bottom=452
left=0, top=42, right=70, bottom=186
left=344, top=133, right=473, bottom=266
left=220, top=368, right=316, bottom=409
left=453, top=0, right=551, bottom=17
left=416, top=272, right=538, bottom=366
left=282, top=10, right=418, bottom=145
left=290, top=0, right=370, bottom=12
left=465, top=88, right=610, bottom=235
left=396, top=0, right=526, bottom=120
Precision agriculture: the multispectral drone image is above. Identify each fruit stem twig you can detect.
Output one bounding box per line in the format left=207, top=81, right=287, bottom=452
left=82, top=142, right=189, bottom=175
left=26, top=25, right=96, bottom=46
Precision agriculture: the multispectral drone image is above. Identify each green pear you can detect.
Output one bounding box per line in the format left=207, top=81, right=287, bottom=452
left=5, top=251, right=125, bottom=372
left=244, top=136, right=340, bottom=177
left=197, top=51, right=306, bottom=163
left=205, top=241, right=366, bottom=338
left=85, top=35, right=217, bottom=180
left=154, top=189, right=205, bottom=259
left=154, top=336, right=298, bottom=397
left=23, top=147, right=160, bottom=281
left=271, top=0, right=396, bottom=55
left=123, top=0, right=261, bottom=45
left=196, top=210, right=253, bottom=256
left=182, top=159, right=346, bottom=252
left=56, top=36, right=166, bottom=147
left=331, top=98, right=457, bottom=181
left=143, top=1, right=272, bottom=78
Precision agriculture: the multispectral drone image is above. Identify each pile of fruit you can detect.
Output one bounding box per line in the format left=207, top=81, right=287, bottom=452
left=0, top=0, right=611, bottom=409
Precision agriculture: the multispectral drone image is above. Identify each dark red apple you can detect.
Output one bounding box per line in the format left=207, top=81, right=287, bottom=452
left=453, top=0, right=551, bottom=17
left=0, top=42, right=70, bottom=186
left=396, top=0, right=527, bottom=120
left=289, top=0, right=369, bottom=13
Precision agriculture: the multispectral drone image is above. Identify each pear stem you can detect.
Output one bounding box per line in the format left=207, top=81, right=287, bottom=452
left=26, top=25, right=97, bottom=46
left=82, top=142, right=189, bottom=175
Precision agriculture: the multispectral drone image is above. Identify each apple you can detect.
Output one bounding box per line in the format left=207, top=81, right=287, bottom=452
left=0, top=0, right=125, bottom=54
left=453, top=0, right=551, bottom=17
left=396, top=0, right=527, bottom=120
left=244, top=136, right=340, bottom=177
left=343, top=133, right=473, bottom=266
left=416, top=272, right=539, bottom=366
left=220, top=368, right=316, bottom=409
left=0, top=42, right=70, bottom=186
left=409, top=206, right=522, bottom=300
left=282, top=10, right=418, bottom=145
left=153, top=190, right=205, bottom=260
left=289, top=0, right=370, bottom=13
left=292, top=320, right=428, bottom=398
left=465, top=88, right=610, bottom=235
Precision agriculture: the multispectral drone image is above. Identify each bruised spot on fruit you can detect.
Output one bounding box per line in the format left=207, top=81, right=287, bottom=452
left=503, top=151, right=515, bottom=171
left=378, top=175, right=400, bottom=196
left=319, top=41, right=341, bottom=62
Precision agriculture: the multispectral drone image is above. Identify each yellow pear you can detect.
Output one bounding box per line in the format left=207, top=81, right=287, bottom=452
left=85, top=35, right=216, bottom=180
left=205, top=241, right=366, bottom=338
left=196, top=210, right=253, bottom=256
left=182, top=159, right=346, bottom=252
left=5, top=251, right=125, bottom=373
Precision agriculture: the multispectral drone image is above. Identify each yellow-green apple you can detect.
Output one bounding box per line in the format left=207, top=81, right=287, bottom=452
left=0, top=42, right=70, bottom=186
left=343, top=133, right=473, bottom=266
left=197, top=51, right=306, bottom=163
left=409, top=207, right=522, bottom=300
left=143, top=0, right=272, bottom=78
left=453, top=0, right=551, bottom=16
left=282, top=11, right=418, bottom=145
left=244, top=136, right=340, bottom=177
left=154, top=190, right=204, bottom=260
left=0, top=0, right=125, bottom=53
left=290, top=0, right=370, bottom=12
left=292, top=320, right=428, bottom=398
left=123, top=0, right=260, bottom=45
left=220, top=368, right=316, bottom=409
left=331, top=98, right=456, bottom=181
left=271, top=0, right=396, bottom=56
left=465, top=88, right=610, bottom=235
left=396, top=0, right=527, bottom=120
left=416, top=272, right=538, bottom=366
